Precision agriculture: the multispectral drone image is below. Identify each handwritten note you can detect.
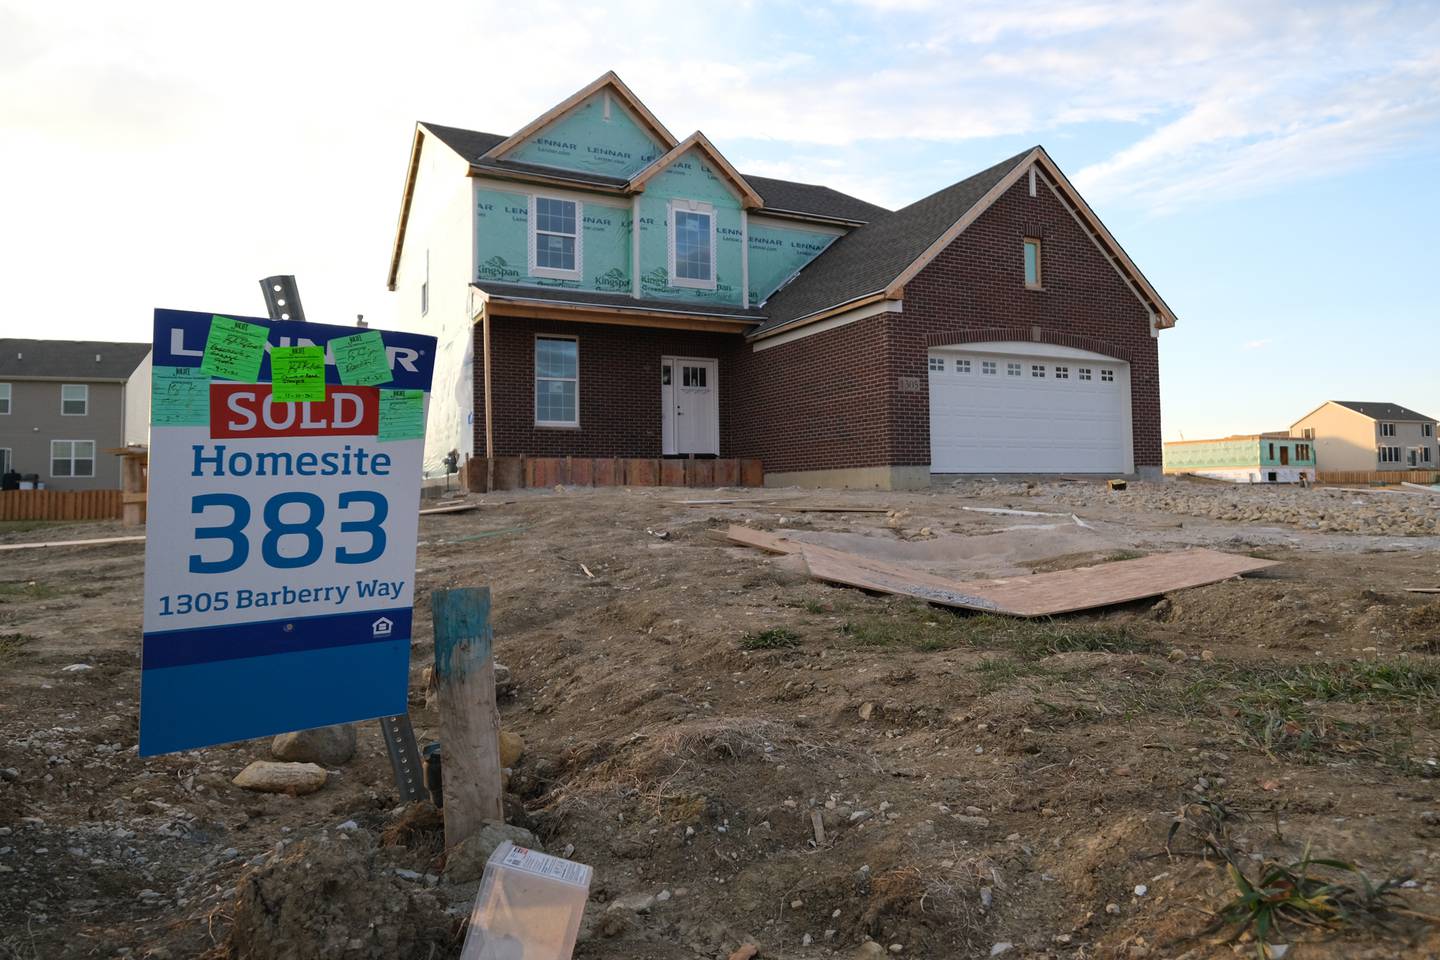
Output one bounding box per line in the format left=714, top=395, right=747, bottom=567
left=151, top=365, right=211, bottom=426
left=199, top=315, right=268, bottom=382
left=269, top=346, right=326, bottom=402
left=331, top=330, right=392, bottom=387
left=377, top=389, right=425, bottom=442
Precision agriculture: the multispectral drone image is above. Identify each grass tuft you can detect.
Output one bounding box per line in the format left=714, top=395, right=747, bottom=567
left=0, top=634, right=31, bottom=660
left=740, top=627, right=801, bottom=650
left=838, top=601, right=1155, bottom=657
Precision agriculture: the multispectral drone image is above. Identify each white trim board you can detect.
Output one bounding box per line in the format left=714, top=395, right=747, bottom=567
left=751, top=299, right=901, bottom=352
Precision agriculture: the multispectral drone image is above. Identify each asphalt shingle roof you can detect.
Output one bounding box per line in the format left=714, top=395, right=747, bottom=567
left=1332, top=401, right=1438, bottom=422
left=421, top=123, right=888, bottom=223
left=0, top=339, right=149, bottom=381
left=755, top=148, right=1033, bottom=331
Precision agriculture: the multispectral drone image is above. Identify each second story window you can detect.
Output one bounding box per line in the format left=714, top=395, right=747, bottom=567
left=1024, top=238, right=1042, bottom=288
left=61, top=383, right=88, bottom=416
left=1424, top=423, right=1434, bottom=438
left=1380, top=421, right=1396, bottom=437
left=0, top=382, right=10, bottom=415
left=670, top=201, right=715, bottom=289
left=531, top=196, right=582, bottom=281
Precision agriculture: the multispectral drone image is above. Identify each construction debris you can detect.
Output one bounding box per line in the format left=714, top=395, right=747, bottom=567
left=726, top=525, right=1278, bottom=617
left=0, top=535, right=147, bottom=552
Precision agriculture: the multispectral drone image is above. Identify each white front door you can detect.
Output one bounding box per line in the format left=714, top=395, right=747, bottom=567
left=661, top=357, right=719, bottom=456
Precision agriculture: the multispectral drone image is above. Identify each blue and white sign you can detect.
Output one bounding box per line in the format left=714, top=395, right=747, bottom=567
left=140, top=308, right=437, bottom=755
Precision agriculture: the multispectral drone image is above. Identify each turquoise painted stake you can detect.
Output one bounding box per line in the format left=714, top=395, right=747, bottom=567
left=431, top=586, right=503, bottom=842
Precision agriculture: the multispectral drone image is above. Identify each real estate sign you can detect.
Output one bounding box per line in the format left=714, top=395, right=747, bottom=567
left=140, top=308, right=436, bottom=756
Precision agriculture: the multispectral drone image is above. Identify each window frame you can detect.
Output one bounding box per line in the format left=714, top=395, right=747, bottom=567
left=1424, top=423, right=1434, bottom=438
left=533, top=335, right=580, bottom=428
left=0, top=382, right=9, bottom=415
left=1380, top=421, right=1396, bottom=437
left=1031, top=364, right=1046, bottom=378
left=1379, top=445, right=1401, bottom=464
left=928, top=357, right=944, bottom=372
left=955, top=358, right=971, bottom=374
left=981, top=360, right=996, bottom=375
left=529, top=194, right=584, bottom=282
left=60, top=383, right=88, bottom=416
left=50, top=439, right=95, bottom=478
left=1023, top=237, right=1043, bottom=289
left=0, top=447, right=10, bottom=474
left=1100, top=369, right=1115, bottom=383
left=1006, top=362, right=1022, bottom=377
left=668, top=200, right=717, bottom=290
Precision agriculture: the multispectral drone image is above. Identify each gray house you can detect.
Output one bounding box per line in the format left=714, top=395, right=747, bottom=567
left=0, top=339, right=151, bottom=490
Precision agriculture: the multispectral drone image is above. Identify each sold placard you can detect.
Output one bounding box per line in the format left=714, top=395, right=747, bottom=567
left=140, top=308, right=437, bottom=755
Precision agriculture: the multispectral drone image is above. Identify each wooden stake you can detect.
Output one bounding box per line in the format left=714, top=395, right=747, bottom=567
left=431, top=586, right=503, bottom=844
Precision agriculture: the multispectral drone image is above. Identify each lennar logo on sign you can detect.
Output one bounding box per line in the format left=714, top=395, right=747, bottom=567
left=139, top=308, right=437, bottom=756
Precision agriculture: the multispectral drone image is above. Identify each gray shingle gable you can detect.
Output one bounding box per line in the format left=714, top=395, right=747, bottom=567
left=1332, top=400, right=1438, bottom=423
left=0, top=339, right=150, bottom=380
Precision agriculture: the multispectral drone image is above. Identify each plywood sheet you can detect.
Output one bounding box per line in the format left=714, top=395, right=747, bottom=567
left=724, top=525, right=1278, bottom=617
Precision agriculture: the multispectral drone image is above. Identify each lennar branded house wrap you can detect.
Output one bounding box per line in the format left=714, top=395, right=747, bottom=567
left=388, top=72, right=1177, bottom=489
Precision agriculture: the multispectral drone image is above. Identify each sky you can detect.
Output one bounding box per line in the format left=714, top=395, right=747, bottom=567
left=2, top=0, right=1438, bottom=440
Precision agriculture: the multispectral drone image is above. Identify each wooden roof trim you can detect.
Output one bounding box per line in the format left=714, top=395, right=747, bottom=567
left=880, top=147, right=1178, bottom=329
left=386, top=125, right=429, bottom=291
left=483, top=71, right=679, bottom=162
left=626, top=131, right=764, bottom=209
left=480, top=294, right=758, bottom=333
left=467, top=165, right=629, bottom=194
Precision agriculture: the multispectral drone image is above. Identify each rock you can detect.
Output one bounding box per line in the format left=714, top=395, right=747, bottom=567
left=499, top=730, right=525, bottom=769
left=271, top=724, right=357, bottom=767
left=854, top=944, right=886, bottom=959
left=655, top=889, right=672, bottom=902
left=442, top=821, right=539, bottom=883
left=609, top=892, right=656, bottom=914
left=991, top=945, right=1013, bottom=957
left=858, top=702, right=877, bottom=721
left=1200, top=649, right=1215, bottom=662
left=1105, top=902, right=1121, bottom=915
left=1167, top=648, right=1186, bottom=663
left=1134, top=883, right=1148, bottom=896
left=494, top=661, right=515, bottom=698
left=232, top=761, right=327, bottom=795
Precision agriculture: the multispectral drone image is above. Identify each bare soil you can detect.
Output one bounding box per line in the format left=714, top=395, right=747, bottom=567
left=2, top=478, right=1439, bottom=960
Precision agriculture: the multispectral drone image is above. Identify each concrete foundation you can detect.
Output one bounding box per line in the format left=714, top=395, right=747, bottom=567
left=764, top=465, right=930, bottom=491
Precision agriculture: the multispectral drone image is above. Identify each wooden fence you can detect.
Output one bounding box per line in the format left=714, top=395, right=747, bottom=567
left=0, top=489, right=124, bottom=522
left=464, top=456, right=764, bottom=491
left=1316, top=470, right=1440, bottom=486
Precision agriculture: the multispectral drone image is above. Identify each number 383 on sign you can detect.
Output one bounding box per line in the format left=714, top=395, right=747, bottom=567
left=188, top=490, right=388, bottom=573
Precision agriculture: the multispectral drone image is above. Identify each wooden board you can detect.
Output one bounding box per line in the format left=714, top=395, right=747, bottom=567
left=418, top=503, right=479, bottom=516
left=0, top=535, right=147, bottom=552
left=1401, top=482, right=1440, bottom=495
left=724, top=525, right=1278, bottom=617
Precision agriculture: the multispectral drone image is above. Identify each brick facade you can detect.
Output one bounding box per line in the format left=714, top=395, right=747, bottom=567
left=475, top=172, right=1163, bottom=474
left=478, top=315, right=742, bottom=457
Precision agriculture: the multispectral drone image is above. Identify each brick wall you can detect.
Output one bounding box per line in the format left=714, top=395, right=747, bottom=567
left=477, top=315, right=743, bottom=457
left=891, top=172, right=1162, bottom=468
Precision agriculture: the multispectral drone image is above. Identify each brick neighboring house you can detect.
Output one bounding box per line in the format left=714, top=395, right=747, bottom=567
left=388, top=72, right=1176, bottom=489
left=1291, top=401, right=1438, bottom=473
left=0, top=339, right=151, bottom=490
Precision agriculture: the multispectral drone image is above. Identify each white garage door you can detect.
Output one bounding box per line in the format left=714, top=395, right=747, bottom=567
left=928, top=344, right=1132, bottom=473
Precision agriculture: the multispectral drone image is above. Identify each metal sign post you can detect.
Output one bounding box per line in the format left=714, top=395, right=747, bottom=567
left=254, top=275, right=426, bottom=803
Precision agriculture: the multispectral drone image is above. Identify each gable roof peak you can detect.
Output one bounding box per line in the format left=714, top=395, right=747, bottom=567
left=483, top=70, right=679, bottom=163
left=627, top=130, right=763, bottom=209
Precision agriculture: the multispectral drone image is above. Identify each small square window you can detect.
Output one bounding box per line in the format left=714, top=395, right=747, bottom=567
left=981, top=361, right=996, bottom=375
left=1078, top=368, right=1092, bottom=381
left=1023, top=238, right=1042, bottom=288
left=61, top=384, right=88, bottom=416
left=1054, top=366, right=1069, bottom=379
left=1100, top=369, right=1115, bottom=382
left=956, top=359, right=971, bottom=374
left=928, top=357, right=944, bottom=372
left=1006, top=362, right=1021, bottom=377
left=1031, top=364, right=1045, bottom=377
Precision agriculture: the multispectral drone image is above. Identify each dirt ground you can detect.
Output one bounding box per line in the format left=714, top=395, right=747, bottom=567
left=2, top=478, right=1439, bottom=960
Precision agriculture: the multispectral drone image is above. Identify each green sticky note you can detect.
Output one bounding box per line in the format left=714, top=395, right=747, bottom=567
left=377, top=389, right=425, bottom=442
left=331, top=330, right=392, bottom=386
left=269, top=346, right=326, bottom=402
left=199, top=315, right=268, bottom=382
left=151, top=365, right=211, bottom=426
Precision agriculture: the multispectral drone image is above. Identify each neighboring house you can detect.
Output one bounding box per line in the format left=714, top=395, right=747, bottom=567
left=388, top=72, right=1176, bottom=489
left=1163, top=433, right=1316, bottom=483
left=1290, top=401, right=1438, bottom=473
left=0, top=339, right=151, bottom=490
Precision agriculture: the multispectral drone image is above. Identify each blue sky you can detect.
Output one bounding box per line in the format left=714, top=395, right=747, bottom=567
left=2, top=0, right=1437, bottom=439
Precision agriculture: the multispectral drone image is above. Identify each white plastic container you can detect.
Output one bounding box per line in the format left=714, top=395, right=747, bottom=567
left=459, top=841, right=593, bottom=960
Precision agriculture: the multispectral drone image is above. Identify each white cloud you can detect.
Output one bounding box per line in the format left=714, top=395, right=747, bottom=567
left=1242, top=338, right=1274, bottom=350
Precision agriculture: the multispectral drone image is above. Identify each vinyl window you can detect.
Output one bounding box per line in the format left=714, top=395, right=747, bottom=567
left=1424, top=423, right=1434, bottom=438
left=0, top=448, right=10, bottom=474
left=928, top=357, right=944, bottom=372
left=1054, top=365, right=1069, bottom=379
left=955, top=359, right=971, bottom=374
left=0, top=383, right=9, bottom=415
left=1031, top=364, right=1045, bottom=378
left=531, top=196, right=582, bottom=280
left=1100, top=369, right=1115, bottom=383
left=1023, top=238, right=1042, bottom=288
left=1424, top=447, right=1433, bottom=464
left=1379, top=446, right=1401, bottom=464
left=534, top=336, right=578, bottom=427
left=1295, top=443, right=1311, bottom=461
left=51, top=440, right=95, bottom=478
left=1380, top=422, right=1396, bottom=437
left=61, top=383, right=88, bottom=416
left=1006, top=362, right=1022, bottom=377
left=1078, top=368, right=1092, bottom=381
left=669, top=201, right=716, bottom=289
left=981, top=361, right=996, bottom=375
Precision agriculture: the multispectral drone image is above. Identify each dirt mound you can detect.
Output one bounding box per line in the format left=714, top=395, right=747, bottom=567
left=219, top=834, right=455, bottom=960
